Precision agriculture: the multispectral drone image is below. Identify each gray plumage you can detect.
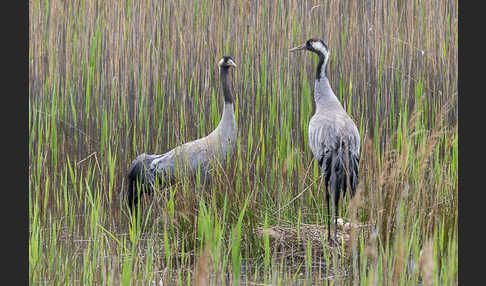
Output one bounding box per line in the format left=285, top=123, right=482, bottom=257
left=290, top=38, right=360, bottom=242
left=127, top=56, right=237, bottom=207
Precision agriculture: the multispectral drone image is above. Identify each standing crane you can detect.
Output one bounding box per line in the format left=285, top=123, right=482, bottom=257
left=289, top=38, right=360, bottom=242
left=127, top=56, right=238, bottom=208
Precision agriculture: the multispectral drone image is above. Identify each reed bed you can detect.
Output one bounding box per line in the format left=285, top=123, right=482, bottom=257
left=29, top=0, right=457, bottom=284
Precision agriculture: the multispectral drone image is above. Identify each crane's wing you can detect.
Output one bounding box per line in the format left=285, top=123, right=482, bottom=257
left=127, top=153, right=161, bottom=185
left=151, top=136, right=218, bottom=179
left=308, top=111, right=360, bottom=194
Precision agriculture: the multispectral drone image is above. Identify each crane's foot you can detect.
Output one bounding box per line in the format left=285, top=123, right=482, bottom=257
left=327, top=231, right=339, bottom=246
left=327, top=236, right=339, bottom=246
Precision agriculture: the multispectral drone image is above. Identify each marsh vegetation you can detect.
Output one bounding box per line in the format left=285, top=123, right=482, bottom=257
left=29, top=0, right=457, bottom=284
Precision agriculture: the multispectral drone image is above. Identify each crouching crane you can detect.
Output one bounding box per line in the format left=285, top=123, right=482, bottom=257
left=289, top=38, right=360, bottom=242
left=127, top=56, right=238, bottom=207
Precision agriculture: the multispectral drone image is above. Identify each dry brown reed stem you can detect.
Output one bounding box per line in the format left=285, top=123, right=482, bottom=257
left=419, top=240, right=435, bottom=286
left=194, top=246, right=212, bottom=286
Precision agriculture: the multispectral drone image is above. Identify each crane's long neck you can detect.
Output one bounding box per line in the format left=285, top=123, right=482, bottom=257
left=313, top=53, right=339, bottom=106
left=220, top=67, right=232, bottom=104
left=315, top=52, right=328, bottom=81
left=215, top=66, right=236, bottom=144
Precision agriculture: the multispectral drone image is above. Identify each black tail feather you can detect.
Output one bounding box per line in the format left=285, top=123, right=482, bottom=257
left=320, top=141, right=360, bottom=241
left=127, top=154, right=155, bottom=209
left=127, top=159, right=143, bottom=208
left=348, top=154, right=359, bottom=197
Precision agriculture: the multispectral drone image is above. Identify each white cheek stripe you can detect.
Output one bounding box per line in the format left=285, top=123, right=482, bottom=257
left=312, top=41, right=327, bottom=56
left=218, top=58, right=225, bottom=66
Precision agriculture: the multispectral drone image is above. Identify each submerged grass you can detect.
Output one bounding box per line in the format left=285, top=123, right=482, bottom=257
left=29, top=0, right=457, bottom=284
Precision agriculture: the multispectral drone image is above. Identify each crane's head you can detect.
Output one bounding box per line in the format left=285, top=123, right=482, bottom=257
left=289, top=38, right=329, bottom=59
left=218, top=55, right=237, bottom=70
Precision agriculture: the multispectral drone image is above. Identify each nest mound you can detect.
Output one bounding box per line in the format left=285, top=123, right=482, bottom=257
left=255, top=218, right=369, bottom=257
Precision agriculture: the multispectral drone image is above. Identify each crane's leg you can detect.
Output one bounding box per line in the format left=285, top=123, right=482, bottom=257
left=323, top=169, right=332, bottom=243
left=326, top=189, right=331, bottom=242
left=322, top=154, right=333, bottom=244
left=334, top=191, right=340, bottom=242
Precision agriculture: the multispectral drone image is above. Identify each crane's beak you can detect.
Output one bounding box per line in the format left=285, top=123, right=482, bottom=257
left=228, top=59, right=237, bottom=68
left=289, top=44, right=306, bottom=52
